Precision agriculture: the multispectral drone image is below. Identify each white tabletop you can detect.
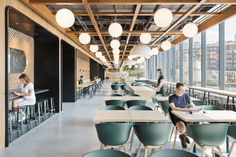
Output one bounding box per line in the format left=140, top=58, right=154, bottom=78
left=172, top=110, right=236, bottom=123
left=129, top=110, right=170, bottom=123
left=93, top=110, right=170, bottom=123
left=93, top=110, right=131, bottom=123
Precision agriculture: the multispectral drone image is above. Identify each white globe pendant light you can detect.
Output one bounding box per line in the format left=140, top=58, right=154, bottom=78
left=161, top=41, right=171, bottom=51
left=108, top=22, right=123, bottom=38
left=79, top=33, right=91, bottom=44
left=151, top=47, right=159, bottom=55
left=110, top=39, right=120, bottom=49
left=154, top=8, right=173, bottom=28
left=183, top=23, right=198, bottom=38
left=55, top=8, right=75, bottom=28
left=112, top=49, right=120, bottom=55
left=145, top=55, right=151, bottom=59
left=129, top=44, right=152, bottom=57
left=90, top=45, right=99, bottom=53
left=140, top=33, right=152, bottom=44
left=95, top=51, right=102, bottom=58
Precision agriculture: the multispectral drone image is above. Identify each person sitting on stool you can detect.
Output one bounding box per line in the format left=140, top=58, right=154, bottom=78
left=168, top=82, right=197, bottom=148
left=12, top=73, right=36, bottom=109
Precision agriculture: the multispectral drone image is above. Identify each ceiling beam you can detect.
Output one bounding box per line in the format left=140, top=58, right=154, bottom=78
left=172, top=5, right=236, bottom=45
left=73, top=11, right=220, bottom=16
left=29, top=0, right=236, bottom=4
left=82, top=0, right=113, bottom=64
left=121, top=4, right=142, bottom=63
left=150, top=0, right=207, bottom=46
left=21, top=0, right=102, bottom=65
left=70, top=30, right=183, bottom=36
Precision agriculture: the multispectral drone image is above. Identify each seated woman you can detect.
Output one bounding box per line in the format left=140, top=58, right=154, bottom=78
left=12, top=73, right=36, bottom=109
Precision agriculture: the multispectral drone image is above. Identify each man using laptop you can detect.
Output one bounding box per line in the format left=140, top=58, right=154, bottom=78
left=169, top=82, right=198, bottom=148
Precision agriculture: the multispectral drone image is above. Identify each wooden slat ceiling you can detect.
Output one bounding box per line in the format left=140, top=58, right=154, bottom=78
left=26, top=0, right=236, bottom=68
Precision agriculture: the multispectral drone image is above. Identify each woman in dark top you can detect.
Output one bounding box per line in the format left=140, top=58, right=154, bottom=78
left=156, top=68, right=164, bottom=95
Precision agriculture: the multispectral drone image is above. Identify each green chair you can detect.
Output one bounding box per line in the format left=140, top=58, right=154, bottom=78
left=150, top=149, right=198, bottom=157
left=134, top=123, right=173, bottom=157
left=105, top=100, right=126, bottom=108
left=82, top=149, right=131, bottom=157
left=201, top=105, right=224, bottom=110
left=159, top=100, right=169, bottom=115
left=95, top=122, right=132, bottom=152
left=152, top=96, right=160, bottom=110
left=128, top=105, right=153, bottom=110
left=193, top=100, right=206, bottom=106
left=126, top=100, right=146, bottom=108
left=111, top=84, right=120, bottom=94
left=227, top=125, right=236, bottom=157
left=104, top=105, right=125, bottom=110
left=188, top=123, right=229, bottom=157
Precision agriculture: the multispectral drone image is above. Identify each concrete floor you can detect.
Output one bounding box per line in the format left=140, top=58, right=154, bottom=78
left=0, top=80, right=235, bottom=157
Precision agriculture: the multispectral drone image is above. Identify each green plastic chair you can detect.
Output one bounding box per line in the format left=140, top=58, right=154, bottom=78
left=128, top=105, right=153, bottom=110
left=159, top=100, right=170, bottom=115
left=82, top=149, right=131, bottom=157
left=150, top=149, right=198, bottom=157
left=193, top=100, right=206, bottom=106
left=201, top=105, right=224, bottom=110
left=126, top=100, right=146, bottom=108
left=188, top=123, right=229, bottom=157
left=152, top=96, right=160, bottom=110
left=134, top=123, right=173, bottom=157
left=227, top=125, right=236, bottom=157
left=104, top=105, right=125, bottom=110
left=95, top=122, right=132, bottom=152
left=105, top=100, right=126, bottom=107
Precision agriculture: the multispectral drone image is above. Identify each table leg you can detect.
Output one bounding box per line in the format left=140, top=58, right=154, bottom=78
left=226, top=136, right=229, bottom=153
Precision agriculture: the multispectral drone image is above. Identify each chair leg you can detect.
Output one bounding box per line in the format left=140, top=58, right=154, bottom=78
left=144, top=147, right=148, bottom=157
left=135, top=142, right=142, bottom=157
left=129, top=128, right=135, bottom=151
left=189, top=142, right=195, bottom=152
left=216, top=146, right=223, bottom=157
left=228, top=141, right=236, bottom=157
left=173, top=126, right=177, bottom=148
left=100, top=144, right=104, bottom=149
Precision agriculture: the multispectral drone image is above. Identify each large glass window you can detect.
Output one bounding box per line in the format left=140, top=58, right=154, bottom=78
left=206, top=25, right=219, bottom=88
left=183, top=40, right=189, bottom=84
left=176, top=45, right=180, bottom=82
left=193, top=33, right=201, bottom=86
left=225, top=15, right=236, bottom=91
left=169, top=48, right=174, bottom=82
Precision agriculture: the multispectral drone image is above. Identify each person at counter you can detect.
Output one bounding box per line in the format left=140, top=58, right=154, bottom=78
left=79, top=75, right=84, bottom=85
left=12, top=73, right=36, bottom=109
left=156, top=68, right=164, bottom=95
left=168, top=82, right=197, bottom=148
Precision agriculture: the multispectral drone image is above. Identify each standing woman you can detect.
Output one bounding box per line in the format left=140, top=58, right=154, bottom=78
left=156, top=68, right=165, bottom=95
left=12, top=73, right=36, bottom=109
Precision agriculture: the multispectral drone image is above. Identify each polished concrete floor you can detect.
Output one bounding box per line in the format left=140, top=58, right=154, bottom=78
left=0, top=80, right=235, bottom=157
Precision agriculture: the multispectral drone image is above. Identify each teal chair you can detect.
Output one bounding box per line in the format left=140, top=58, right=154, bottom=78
left=82, top=149, right=131, bottom=157
left=104, top=106, right=125, bottom=110
left=152, top=96, right=160, bottom=110
left=111, top=84, right=120, bottom=94
left=126, top=100, right=146, bottom=108
left=193, top=100, right=206, bottom=106
left=95, top=122, right=132, bottom=152
left=158, top=100, right=169, bottom=115
left=188, top=123, right=229, bottom=157
left=134, top=123, right=173, bottom=157
left=128, top=105, right=153, bottom=110
left=150, top=149, right=198, bottom=157
left=105, top=100, right=126, bottom=108
left=227, top=125, right=236, bottom=157
left=201, top=105, right=224, bottom=110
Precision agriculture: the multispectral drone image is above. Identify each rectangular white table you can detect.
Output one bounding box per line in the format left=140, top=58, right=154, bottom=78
left=172, top=110, right=236, bottom=123
left=93, top=110, right=170, bottom=123
left=129, top=110, right=170, bottom=123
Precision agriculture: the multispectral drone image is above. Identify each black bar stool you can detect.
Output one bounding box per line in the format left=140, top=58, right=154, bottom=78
left=26, top=104, right=38, bottom=129
left=49, top=97, right=56, bottom=116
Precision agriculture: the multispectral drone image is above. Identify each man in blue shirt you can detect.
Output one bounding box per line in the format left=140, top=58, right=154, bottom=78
left=169, top=82, right=196, bottom=148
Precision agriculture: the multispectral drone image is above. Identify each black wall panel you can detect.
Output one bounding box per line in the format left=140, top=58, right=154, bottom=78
left=62, top=41, right=76, bottom=102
